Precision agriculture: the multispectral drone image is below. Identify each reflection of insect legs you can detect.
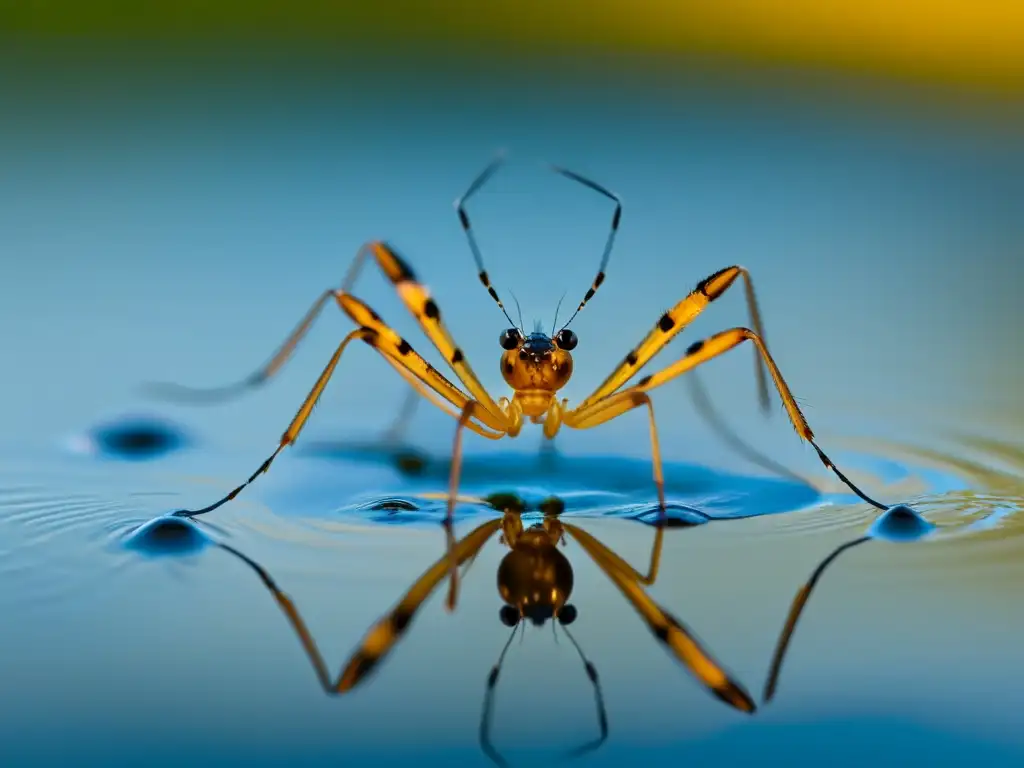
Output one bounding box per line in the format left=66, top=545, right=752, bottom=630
left=216, top=505, right=755, bottom=764
left=761, top=534, right=872, bottom=702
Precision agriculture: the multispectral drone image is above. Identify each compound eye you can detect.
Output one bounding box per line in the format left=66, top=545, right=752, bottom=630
left=558, top=604, right=578, bottom=625
left=499, top=605, right=519, bottom=626
left=499, top=328, right=522, bottom=350
left=555, top=329, right=578, bottom=351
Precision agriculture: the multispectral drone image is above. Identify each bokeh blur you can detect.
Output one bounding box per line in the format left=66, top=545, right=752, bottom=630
left=2, top=3, right=1023, bottom=767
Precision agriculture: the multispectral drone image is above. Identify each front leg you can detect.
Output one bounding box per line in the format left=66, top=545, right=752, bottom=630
left=342, top=241, right=509, bottom=425
left=576, top=265, right=769, bottom=412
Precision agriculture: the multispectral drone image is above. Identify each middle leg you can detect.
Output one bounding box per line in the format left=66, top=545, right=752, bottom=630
left=566, top=326, right=889, bottom=511
left=546, top=394, right=667, bottom=583
left=443, top=399, right=523, bottom=612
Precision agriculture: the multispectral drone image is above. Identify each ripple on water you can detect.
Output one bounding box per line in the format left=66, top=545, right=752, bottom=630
left=3, top=414, right=1022, bottom=616
left=0, top=456, right=286, bottom=613
left=769, top=429, right=1024, bottom=584
left=0, top=477, right=134, bottom=608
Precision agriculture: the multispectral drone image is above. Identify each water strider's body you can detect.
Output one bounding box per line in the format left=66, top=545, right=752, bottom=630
left=500, top=329, right=574, bottom=424
left=152, top=153, right=892, bottom=603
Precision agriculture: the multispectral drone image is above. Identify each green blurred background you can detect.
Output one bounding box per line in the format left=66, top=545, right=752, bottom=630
left=4, top=0, right=1023, bottom=96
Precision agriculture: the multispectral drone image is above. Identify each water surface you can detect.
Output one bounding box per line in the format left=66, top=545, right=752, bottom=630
left=1, top=49, right=1023, bottom=767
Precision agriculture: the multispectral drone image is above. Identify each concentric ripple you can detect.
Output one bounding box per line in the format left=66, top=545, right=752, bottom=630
left=0, top=452, right=266, bottom=611
left=0, top=464, right=137, bottom=608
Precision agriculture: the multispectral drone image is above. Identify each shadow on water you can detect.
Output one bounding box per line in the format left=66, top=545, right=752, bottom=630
left=311, top=447, right=824, bottom=525
left=9, top=181, right=1020, bottom=763
left=275, top=375, right=908, bottom=525
left=95, top=389, right=804, bottom=765
left=66, top=414, right=192, bottom=461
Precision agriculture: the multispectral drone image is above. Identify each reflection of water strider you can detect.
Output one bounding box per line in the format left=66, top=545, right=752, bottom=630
left=214, top=502, right=757, bottom=767
left=123, top=477, right=935, bottom=766
left=145, top=496, right=925, bottom=767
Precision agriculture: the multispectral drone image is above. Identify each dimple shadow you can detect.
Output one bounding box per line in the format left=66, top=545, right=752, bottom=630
left=72, top=414, right=192, bottom=461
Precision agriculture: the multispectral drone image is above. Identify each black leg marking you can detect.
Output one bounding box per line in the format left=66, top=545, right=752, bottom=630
left=453, top=154, right=518, bottom=328
left=550, top=164, right=622, bottom=329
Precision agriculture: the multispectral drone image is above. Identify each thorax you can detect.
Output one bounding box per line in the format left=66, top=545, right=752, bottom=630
left=513, top=389, right=556, bottom=419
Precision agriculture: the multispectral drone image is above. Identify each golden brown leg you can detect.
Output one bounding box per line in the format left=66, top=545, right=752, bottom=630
left=337, top=517, right=504, bottom=691
left=172, top=328, right=371, bottom=518
left=686, top=371, right=808, bottom=484
left=564, top=391, right=667, bottom=516
left=172, top=322, right=503, bottom=518
left=377, top=355, right=504, bottom=440
left=148, top=240, right=512, bottom=433
left=341, top=241, right=509, bottom=425
left=567, top=327, right=887, bottom=510
left=336, top=290, right=509, bottom=433
left=575, top=266, right=769, bottom=412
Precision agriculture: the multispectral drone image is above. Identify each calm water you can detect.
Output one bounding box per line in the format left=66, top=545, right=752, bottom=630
left=2, top=50, right=1023, bottom=766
